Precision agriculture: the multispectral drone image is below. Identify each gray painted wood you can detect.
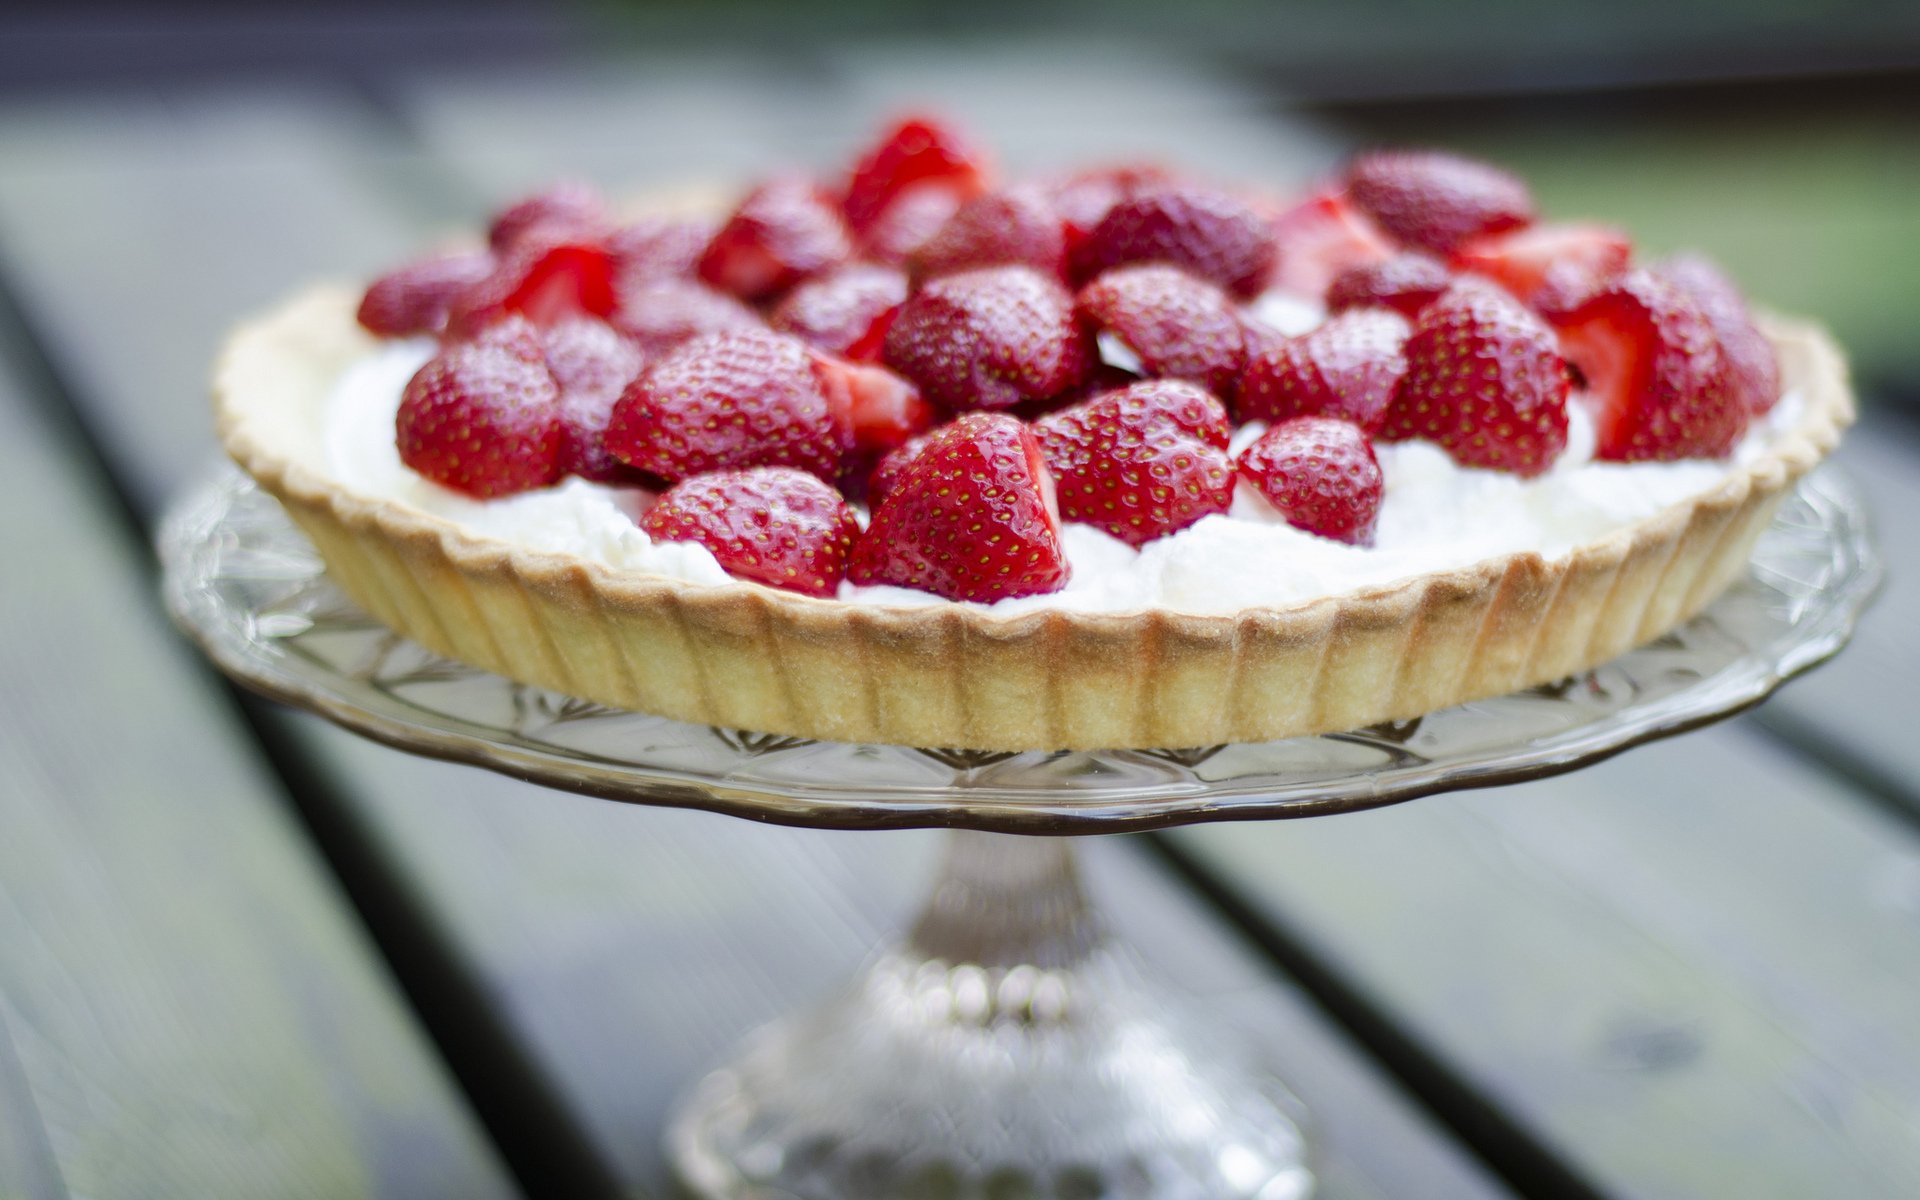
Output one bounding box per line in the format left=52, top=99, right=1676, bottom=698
left=0, top=372, right=514, bottom=1196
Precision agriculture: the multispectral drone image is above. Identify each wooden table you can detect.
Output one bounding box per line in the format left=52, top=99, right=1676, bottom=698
left=2, top=49, right=1918, bottom=1200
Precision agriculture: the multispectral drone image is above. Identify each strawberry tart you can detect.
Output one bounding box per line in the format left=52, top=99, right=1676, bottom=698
left=214, top=117, right=1851, bottom=750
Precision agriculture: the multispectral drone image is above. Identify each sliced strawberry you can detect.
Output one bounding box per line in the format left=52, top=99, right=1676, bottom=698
left=1345, top=150, right=1536, bottom=256
left=357, top=250, right=495, bottom=337
left=909, top=185, right=1069, bottom=282
left=1071, top=183, right=1277, bottom=297
left=842, top=116, right=994, bottom=233
left=854, top=183, right=965, bottom=266
left=447, top=232, right=619, bottom=337
left=698, top=175, right=852, bottom=301
left=769, top=264, right=909, bottom=361
left=1031, top=380, right=1234, bottom=546
left=1655, top=253, right=1781, bottom=416
left=810, top=353, right=935, bottom=454
left=1556, top=269, right=1747, bottom=461
left=540, top=317, right=649, bottom=484
left=882, top=265, right=1093, bottom=410
left=640, top=467, right=860, bottom=597
left=1239, top=308, right=1410, bottom=431
left=1454, top=222, right=1631, bottom=307
left=611, top=277, right=764, bottom=358
left=397, top=316, right=562, bottom=498
left=1043, top=163, right=1175, bottom=253
left=848, top=412, right=1068, bottom=602
left=1324, top=252, right=1453, bottom=319
left=1075, top=264, right=1247, bottom=396
left=605, top=329, right=851, bottom=483
left=606, top=214, right=715, bottom=284
left=1238, top=416, right=1384, bottom=545
left=1377, top=282, right=1570, bottom=476
left=487, top=181, right=609, bottom=252
left=1267, top=190, right=1395, bottom=298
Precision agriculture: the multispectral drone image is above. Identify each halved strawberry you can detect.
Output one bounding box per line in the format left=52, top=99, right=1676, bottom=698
left=1345, top=150, right=1536, bottom=256
left=882, top=265, right=1093, bottom=410
left=640, top=467, right=860, bottom=597
left=447, top=231, right=619, bottom=337
left=487, top=181, right=609, bottom=252
left=1043, top=163, right=1174, bottom=252
left=909, top=185, right=1069, bottom=281
left=397, top=316, right=562, bottom=498
left=842, top=116, right=994, bottom=233
left=1071, top=183, right=1277, bottom=297
left=1075, top=264, right=1247, bottom=396
left=1377, top=282, right=1570, bottom=476
left=1454, top=222, right=1631, bottom=308
left=811, top=353, right=935, bottom=455
left=1031, top=380, right=1234, bottom=546
left=541, top=317, right=649, bottom=484
left=1238, top=416, right=1384, bottom=545
left=1239, top=308, right=1409, bottom=431
left=1655, top=253, right=1781, bottom=416
left=848, top=412, right=1068, bottom=602
left=1555, top=269, right=1746, bottom=461
left=698, top=175, right=852, bottom=301
left=611, top=277, right=764, bottom=358
left=770, top=263, right=908, bottom=361
left=854, top=183, right=965, bottom=266
left=605, top=329, right=851, bottom=482
left=1267, top=189, right=1395, bottom=298
left=358, top=250, right=495, bottom=337
left=1324, top=252, right=1453, bottom=319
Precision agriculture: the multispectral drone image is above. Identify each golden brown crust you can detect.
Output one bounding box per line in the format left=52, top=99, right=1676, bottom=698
left=213, top=284, right=1852, bottom=750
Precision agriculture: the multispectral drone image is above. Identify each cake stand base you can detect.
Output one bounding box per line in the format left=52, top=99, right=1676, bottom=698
left=666, top=832, right=1313, bottom=1200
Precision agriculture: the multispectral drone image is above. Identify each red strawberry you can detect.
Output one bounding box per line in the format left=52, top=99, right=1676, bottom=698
left=848, top=412, right=1068, bottom=602
left=1071, top=184, right=1277, bottom=297
left=810, top=353, right=935, bottom=454
left=770, top=264, right=909, bottom=361
left=1032, top=381, right=1234, bottom=546
left=540, top=317, right=649, bottom=484
left=640, top=467, right=860, bottom=597
left=487, top=181, right=609, bottom=252
left=882, top=265, right=1093, bottom=410
left=854, top=183, right=965, bottom=266
left=698, top=176, right=852, bottom=301
left=447, top=232, right=619, bottom=337
left=1655, top=253, right=1781, bottom=416
left=865, top=430, right=937, bottom=507
left=612, top=277, right=764, bottom=358
left=1345, top=150, right=1535, bottom=256
left=1324, top=252, right=1453, bottom=319
left=1075, top=264, right=1247, bottom=396
left=1239, top=309, right=1410, bottom=431
left=1454, top=222, right=1631, bottom=307
left=357, top=250, right=495, bottom=337
left=1268, top=190, right=1395, bottom=298
left=606, top=214, right=714, bottom=284
left=1044, top=163, right=1175, bottom=252
left=909, top=185, right=1068, bottom=281
left=1556, top=270, right=1746, bottom=462
left=1238, top=416, right=1384, bottom=545
left=842, top=115, right=993, bottom=233
left=605, top=330, right=851, bottom=482
left=1377, top=282, right=1570, bottom=476
left=397, top=316, right=562, bottom=498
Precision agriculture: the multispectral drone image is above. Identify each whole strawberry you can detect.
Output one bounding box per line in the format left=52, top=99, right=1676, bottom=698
left=1071, top=183, right=1277, bottom=297
left=909, top=185, right=1069, bottom=282
left=488, top=181, right=609, bottom=252
left=605, top=330, right=850, bottom=482
left=1076, top=264, right=1248, bottom=396
left=612, top=277, right=764, bottom=358
left=698, top=175, right=852, bottom=301
left=358, top=250, right=496, bottom=337
left=849, top=412, right=1069, bottom=602
left=1556, top=269, right=1746, bottom=462
left=1377, top=282, right=1570, bottom=476
left=1345, top=150, right=1535, bottom=256
left=1032, top=380, right=1234, bottom=546
left=640, top=467, right=860, bottom=597
left=770, top=263, right=909, bottom=361
left=1655, top=253, right=1781, bottom=416
left=882, top=265, right=1093, bottom=410
left=397, top=316, right=563, bottom=498
left=865, top=430, right=937, bottom=508
left=1239, top=309, right=1409, bottom=431
left=842, top=115, right=994, bottom=233
left=541, top=317, right=649, bottom=484
left=1324, top=253, right=1453, bottom=320
left=1238, top=416, right=1384, bottom=545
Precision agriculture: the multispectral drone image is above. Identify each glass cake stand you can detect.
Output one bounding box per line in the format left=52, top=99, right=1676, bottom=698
left=160, top=466, right=1878, bottom=1200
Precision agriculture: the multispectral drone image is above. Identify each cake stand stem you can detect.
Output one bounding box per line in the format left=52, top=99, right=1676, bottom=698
left=666, top=830, right=1315, bottom=1200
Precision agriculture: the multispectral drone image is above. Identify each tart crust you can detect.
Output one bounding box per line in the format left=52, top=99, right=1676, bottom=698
left=214, top=285, right=1852, bottom=750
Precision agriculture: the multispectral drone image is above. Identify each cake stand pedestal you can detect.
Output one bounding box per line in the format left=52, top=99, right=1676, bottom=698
left=160, top=467, right=1877, bottom=1200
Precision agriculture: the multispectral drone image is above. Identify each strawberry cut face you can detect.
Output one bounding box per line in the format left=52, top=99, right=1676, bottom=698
left=1269, top=190, right=1396, bottom=299
left=1454, top=222, right=1631, bottom=308
left=447, top=234, right=619, bottom=338
left=843, top=116, right=994, bottom=234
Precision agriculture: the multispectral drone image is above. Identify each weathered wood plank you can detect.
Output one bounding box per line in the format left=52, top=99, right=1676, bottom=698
left=0, top=371, right=515, bottom=1196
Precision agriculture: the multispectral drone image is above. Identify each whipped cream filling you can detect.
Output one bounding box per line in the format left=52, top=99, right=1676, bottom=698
left=325, top=324, right=1801, bottom=617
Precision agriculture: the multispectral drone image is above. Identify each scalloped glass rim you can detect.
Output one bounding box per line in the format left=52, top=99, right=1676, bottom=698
left=159, top=466, right=1878, bottom=835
